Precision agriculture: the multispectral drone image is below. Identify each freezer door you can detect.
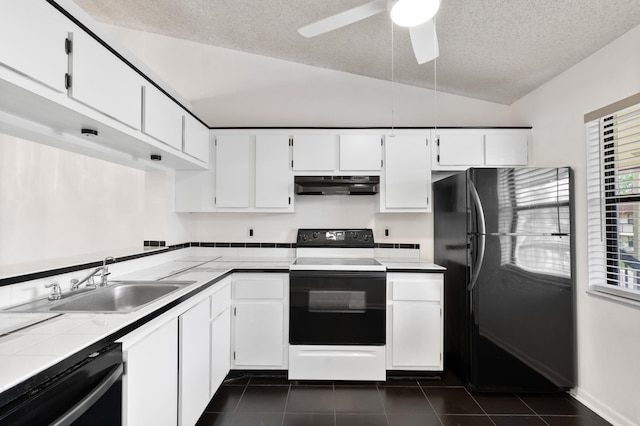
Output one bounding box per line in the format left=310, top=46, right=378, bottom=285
left=469, top=168, right=571, bottom=235
left=469, top=234, right=575, bottom=392
left=434, top=172, right=471, bottom=381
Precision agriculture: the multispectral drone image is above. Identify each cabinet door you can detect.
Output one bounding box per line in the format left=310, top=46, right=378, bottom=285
left=123, top=318, right=178, bottom=426
left=215, top=135, right=251, bottom=208
left=0, top=0, right=69, bottom=92
left=142, top=85, right=184, bottom=151
left=179, top=299, right=211, bottom=426
left=484, top=134, right=528, bottom=166
left=68, top=30, right=143, bottom=129
left=339, top=134, right=382, bottom=171
left=210, top=308, right=231, bottom=396
left=184, top=114, right=210, bottom=163
left=391, top=302, right=442, bottom=368
left=255, top=135, right=292, bottom=208
left=233, top=303, right=285, bottom=367
left=292, top=134, right=337, bottom=171
left=437, top=134, right=483, bottom=167
left=384, top=135, right=430, bottom=210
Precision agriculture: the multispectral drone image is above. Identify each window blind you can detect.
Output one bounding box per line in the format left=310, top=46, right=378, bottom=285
left=586, top=101, right=640, bottom=300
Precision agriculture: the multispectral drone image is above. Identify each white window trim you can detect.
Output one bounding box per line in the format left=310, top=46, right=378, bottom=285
left=586, top=93, right=640, bottom=305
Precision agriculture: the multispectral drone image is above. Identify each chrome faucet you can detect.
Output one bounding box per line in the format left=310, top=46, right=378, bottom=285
left=70, top=256, right=115, bottom=291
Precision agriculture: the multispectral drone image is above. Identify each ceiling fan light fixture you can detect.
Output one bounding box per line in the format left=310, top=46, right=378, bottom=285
left=390, top=0, right=440, bottom=27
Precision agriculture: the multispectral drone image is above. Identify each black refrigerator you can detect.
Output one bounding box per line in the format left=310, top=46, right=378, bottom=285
left=434, top=167, right=575, bottom=393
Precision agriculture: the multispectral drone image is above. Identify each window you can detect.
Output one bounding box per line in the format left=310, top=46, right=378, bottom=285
left=586, top=93, right=640, bottom=302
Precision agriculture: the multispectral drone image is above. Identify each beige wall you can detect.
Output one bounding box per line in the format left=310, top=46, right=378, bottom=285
left=510, top=24, right=640, bottom=426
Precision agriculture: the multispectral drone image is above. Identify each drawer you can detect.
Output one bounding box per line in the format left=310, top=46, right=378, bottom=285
left=233, top=279, right=285, bottom=300
left=391, top=275, right=442, bottom=302
left=210, top=283, right=231, bottom=318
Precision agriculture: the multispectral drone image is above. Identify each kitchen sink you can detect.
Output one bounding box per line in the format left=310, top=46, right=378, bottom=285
left=4, top=281, right=195, bottom=314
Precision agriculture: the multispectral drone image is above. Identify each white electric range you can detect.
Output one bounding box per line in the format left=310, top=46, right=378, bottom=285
left=288, top=229, right=387, bottom=381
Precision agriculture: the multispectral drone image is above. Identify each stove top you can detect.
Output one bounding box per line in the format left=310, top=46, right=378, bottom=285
left=293, top=257, right=382, bottom=267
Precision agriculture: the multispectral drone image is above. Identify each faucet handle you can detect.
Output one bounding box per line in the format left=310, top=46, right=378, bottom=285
left=45, top=283, right=62, bottom=300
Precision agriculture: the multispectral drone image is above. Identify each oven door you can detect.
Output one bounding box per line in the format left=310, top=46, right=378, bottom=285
left=289, top=270, right=386, bottom=345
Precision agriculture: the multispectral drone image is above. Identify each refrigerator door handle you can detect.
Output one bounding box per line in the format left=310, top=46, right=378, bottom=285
left=468, top=177, right=486, bottom=292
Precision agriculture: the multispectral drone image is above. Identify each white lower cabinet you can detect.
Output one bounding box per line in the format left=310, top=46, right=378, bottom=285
left=179, top=299, right=211, bottom=426
left=120, top=318, right=178, bottom=426
left=119, top=278, right=232, bottom=426
left=210, top=283, right=232, bottom=396
left=387, top=273, right=444, bottom=371
left=231, top=273, right=288, bottom=369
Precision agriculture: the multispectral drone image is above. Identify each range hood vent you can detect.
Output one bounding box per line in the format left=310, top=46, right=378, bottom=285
left=295, top=176, right=380, bottom=195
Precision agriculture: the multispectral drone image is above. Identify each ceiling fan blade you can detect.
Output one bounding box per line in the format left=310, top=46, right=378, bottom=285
left=298, top=0, right=387, bottom=38
left=409, top=19, right=439, bottom=64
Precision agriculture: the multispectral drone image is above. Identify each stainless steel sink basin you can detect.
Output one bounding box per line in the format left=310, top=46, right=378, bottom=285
left=4, top=281, right=195, bottom=313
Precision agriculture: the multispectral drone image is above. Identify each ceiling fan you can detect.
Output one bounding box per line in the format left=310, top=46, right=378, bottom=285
left=297, top=0, right=440, bottom=64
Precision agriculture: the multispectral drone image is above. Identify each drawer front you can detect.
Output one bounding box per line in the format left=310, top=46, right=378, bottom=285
left=392, top=275, right=442, bottom=302
left=211, top=283, right=231, bottom=318
left=233, top=279, right=285, bottom=300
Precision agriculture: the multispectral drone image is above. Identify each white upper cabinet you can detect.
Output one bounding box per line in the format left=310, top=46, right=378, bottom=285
left=0, top=0, right=70, bottom=93
left=68, top=29, right=143, bottom=130
left=484, top=133, right=528, bottom=166
left=255, top=135, right=293, bottom=209
left=292, top=134, right=338, bottom=171
left=142, top=85, right=184, bottom=151
left=215, top=135, right=252, bottom=208
left=433, top=129, right=529, bottom=171
left=339, top=134, right=383, bottom=171
left=380, top=134, right=431, bottom=212
left=436, top=134, right=484, bottom=167
left=184, top=114, right=210, bottom=164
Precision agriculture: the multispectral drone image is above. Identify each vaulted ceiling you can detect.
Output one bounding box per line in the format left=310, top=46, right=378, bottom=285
left=74, top=0, right=640, bottom=105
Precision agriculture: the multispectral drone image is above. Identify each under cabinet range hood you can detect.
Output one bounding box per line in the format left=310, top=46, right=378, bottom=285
left=294, top=176, right=380, bottom=195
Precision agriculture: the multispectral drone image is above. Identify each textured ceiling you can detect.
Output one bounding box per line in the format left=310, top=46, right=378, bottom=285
left=73, top=0, right=640, bottom=105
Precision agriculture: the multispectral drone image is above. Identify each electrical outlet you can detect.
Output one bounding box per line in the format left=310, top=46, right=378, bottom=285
left=384, top=227, right=391, bottom=238
left=248, top=227, right=254, bottom=238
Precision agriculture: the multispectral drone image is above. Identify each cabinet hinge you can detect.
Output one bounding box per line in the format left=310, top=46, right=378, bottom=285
left=233, top=352, right=236, bottom=360
left=288, top=197, right=291, bottom=205
left=65, top=73, right=72, bottom=90
left=214, top=197, right=217, bottom=205
left=65, top=38, right=72, bottom=54
left=289, top=137, right=293, bottom=146
left=233, top=307, right=236, bottom=316
left=122, top=361, right=127, bottom=375
left=437, top=138, right=440, bottom=146
left=426, top=138, right=428, bottom=146
left=437, top=154, right=440, bottom=163
left=380, top=138, right=383, bottom=146
left=381, top=159, right=383, bottom=168
left=291, top=160, right=294, bottom=168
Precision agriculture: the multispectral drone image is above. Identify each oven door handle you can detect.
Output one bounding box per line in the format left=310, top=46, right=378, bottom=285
left=51, top=363, right=124, bottom=426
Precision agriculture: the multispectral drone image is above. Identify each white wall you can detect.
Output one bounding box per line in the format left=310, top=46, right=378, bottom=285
left=510, top=24, right=640, bottom=426
left=0, top=134, right=145, bottom=266
left=100, top=24, right=514, bottom=128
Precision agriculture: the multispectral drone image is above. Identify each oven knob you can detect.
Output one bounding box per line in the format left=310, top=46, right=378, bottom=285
left=301, top=234, right=308, bottom=241
left=351, top=232, right=358, bottom=240
left=312, top=232, right=319, bottom=239
left=363, top=234, right=370, bottom=242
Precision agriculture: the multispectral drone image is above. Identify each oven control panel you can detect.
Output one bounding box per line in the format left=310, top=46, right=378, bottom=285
left=296, top=228, right=375, bottom=248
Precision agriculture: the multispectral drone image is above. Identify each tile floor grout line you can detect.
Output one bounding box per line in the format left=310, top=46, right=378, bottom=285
left=374, top=382, right=392, bottom=426
left=516, top=393, right=552, bottom=426
left=279, top=383, right=291, bottom=426
left=417, top=381, right=445, bottom=426
left=461, top=384, right=499, bottom=426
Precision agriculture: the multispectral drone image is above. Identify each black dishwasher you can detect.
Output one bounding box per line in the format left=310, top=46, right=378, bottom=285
left=0, top=343, right=123, bottom=426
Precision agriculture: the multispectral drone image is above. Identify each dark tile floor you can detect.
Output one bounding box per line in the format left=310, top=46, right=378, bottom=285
left=196, top=372, right=611, bottom=426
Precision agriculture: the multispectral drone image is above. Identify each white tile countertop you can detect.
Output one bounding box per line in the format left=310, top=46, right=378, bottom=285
left=0, top=253, right=443, bottom=396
